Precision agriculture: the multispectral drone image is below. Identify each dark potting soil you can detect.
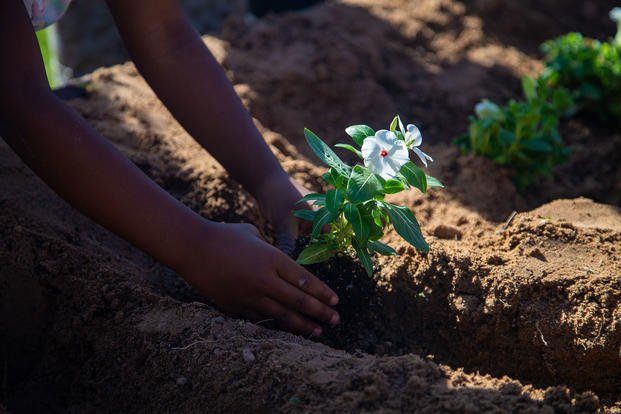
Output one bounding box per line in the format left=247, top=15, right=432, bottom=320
left=293, top=239, right=406, bottom=355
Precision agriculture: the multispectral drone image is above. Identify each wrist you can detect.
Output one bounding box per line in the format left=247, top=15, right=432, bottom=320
left=163, top=215, right=218, bottom=275
left=250, top=166, right=291, bottom=203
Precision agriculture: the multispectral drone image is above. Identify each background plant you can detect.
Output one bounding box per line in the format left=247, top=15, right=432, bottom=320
left=36, top=25, right=64, bottom=88
left=295, top=117, right=443, bottom=276
left=540, top=24, right=621, bottom=120
left=455, top=77, right=573, bottom=191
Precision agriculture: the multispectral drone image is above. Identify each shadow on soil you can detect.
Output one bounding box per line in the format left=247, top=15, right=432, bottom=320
left=460, top=0, right=618, bottom=56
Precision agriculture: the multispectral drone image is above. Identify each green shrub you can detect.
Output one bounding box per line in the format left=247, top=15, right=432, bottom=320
left=539, top=9, right=621, bottom=120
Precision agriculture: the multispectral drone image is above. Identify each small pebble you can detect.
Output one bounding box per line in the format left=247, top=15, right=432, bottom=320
left=242, top=347, right=256, bottom=363
left=433, top=224, right=462, bottom=240
left=176, top=377, right=187, bottom=386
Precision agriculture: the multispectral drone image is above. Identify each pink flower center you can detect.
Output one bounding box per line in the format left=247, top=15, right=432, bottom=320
left=380, top=149, right=388, bottom=157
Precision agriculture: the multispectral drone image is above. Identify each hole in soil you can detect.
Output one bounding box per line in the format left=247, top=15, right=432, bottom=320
left=295, top=240, right=423, bottom=355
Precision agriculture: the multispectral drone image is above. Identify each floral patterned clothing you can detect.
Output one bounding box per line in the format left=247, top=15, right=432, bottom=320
left=22, top=0, right=72, bottom=30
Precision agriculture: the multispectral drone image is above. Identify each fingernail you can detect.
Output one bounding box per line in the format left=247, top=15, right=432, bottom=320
left=330, top=296, right=339, bottom=306
left=330, top=313, right=340, bottom=326
left=312, top=327, right=322, bottom=337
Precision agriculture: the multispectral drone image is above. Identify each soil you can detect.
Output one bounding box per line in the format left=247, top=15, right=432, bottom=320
left=2, top=0, right=621, bottom=412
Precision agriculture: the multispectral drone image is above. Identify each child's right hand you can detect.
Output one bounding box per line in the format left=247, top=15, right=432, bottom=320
left=178, top=221, right=340, bottom=336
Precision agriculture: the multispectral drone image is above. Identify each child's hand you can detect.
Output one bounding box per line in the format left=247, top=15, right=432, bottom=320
left=179, top=221, right=340, bottom=336
left=254, top=171, right=314, bottom=255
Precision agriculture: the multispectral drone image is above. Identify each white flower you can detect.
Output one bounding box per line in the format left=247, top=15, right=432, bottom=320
left=474, top=99, right=505, bottom=122
left=361, top=130, right=410, bottom=179
left=610, top=7, right=621, bottom=24
left=398, top=115, right=433, bottom=167
left=611, top=8, right=621, bottom=46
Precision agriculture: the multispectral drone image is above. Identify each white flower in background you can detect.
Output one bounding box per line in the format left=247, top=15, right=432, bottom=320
left=361, top=130, right=410, bottom=179
left=474, top=99, right=505, bottom=122
left=398, top=116, right=433, bottom=167
left=611, top=7, right=621, bottom=45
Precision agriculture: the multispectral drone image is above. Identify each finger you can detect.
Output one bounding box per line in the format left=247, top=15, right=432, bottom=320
left=276, top=254, right=339, bottom=307
left=259, top=297, right=323, bottom=337
left=267, top=273, right=340, bottom=326
left=275, top=229, right=295, bottom=256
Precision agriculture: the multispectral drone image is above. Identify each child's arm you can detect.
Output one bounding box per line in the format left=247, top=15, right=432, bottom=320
left=105, top=0, right=305, bottom=253
left=0, top=0, right=339, bottom=336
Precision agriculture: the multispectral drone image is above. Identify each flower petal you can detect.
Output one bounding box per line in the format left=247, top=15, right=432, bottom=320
left=378, top=157, right=396, bottom=178
left=397, top=115, right=406, bottom=136
left=361, top=137, right=380, bottom=159
left=374, top=129, right=397, bottom=150
left=406, top=124, right=422, bottom=147
left=365, top=156, right=385, bottom=176
left=413, top=147, right=433, bottom=167
left=383, top=157, right=404, bottom=178
left=390, top=140, right=409, bottom=161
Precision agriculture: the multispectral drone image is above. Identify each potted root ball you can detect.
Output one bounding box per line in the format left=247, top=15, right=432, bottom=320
left=293, top=116, right=443, bottom=352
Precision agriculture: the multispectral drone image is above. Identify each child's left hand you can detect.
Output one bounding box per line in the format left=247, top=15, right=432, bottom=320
left=254, top=171, right=313, bottom=256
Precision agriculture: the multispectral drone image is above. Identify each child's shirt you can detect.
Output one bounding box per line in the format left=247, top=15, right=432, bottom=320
left=23, top=0, right=72, bottom=31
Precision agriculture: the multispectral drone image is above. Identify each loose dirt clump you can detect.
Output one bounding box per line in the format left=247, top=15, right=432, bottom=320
left=2, top=0, right=620, bottom=412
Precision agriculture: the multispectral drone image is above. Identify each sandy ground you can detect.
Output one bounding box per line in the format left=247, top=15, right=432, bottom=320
left=2, top=0, right=621, bottom=412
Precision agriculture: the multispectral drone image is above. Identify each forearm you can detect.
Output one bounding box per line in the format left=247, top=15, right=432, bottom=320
left=1, top=90, right=208, bottom=271
left=109, top=4, right=286, bottom=197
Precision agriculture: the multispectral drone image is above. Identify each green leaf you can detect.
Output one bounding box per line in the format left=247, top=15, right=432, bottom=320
left=400, top=162, right=428, bottom=193
left=522, top=76, right=537, bottom=101
left=335, top=143, right=363, bottom=159
left=499, top=130, right=515, bottom=147
left=381, top=202, right=429, bottom=253
left=389, top=116, right=399, bottom=132
left=346, top=165, right=384, bottom=203
left=368, top=240, right=397, bottom=256
left=383, top=179, right=405, bottom=194
left=322, top=171, right=336, bottom=186
left=552, top=88, right=574, bottom=114
left=304, top=128, right=352, bottom=178
left=345, top=125, right=375, bottom=146
left=523, top=139, right=553, bottom=152
left=326, top=188, right=344, bottom=214
left=372, top=207, right=384, bottom=228
left=352, top=238, right=374, bottom=276
left=368, top=219, right=384, bottom=241
left=322, top=168, right=346, bottom=188
left=296, top=243, right=335, bottom=265
left=425, top=175, right=444, bottom=188
left=312, top=207, right=337, bottom=239
left=293, top=209, right=316, bottom=221
left=296, top=193, right=326, bottom=206
left=344, top=203, right=370, bottom=242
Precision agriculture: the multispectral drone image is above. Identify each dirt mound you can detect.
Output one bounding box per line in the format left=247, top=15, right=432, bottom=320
left=2, top=0, right=621, bottom=412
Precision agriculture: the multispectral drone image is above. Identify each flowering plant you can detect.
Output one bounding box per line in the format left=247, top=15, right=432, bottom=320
left=455, top=77, right=573, bottom=191
left=295, top=116, right=443, bottom=276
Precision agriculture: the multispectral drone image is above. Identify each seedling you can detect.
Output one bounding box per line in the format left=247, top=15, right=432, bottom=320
left=295, top=116, right=443, bottom=276
left=455, top=77, right=573, bottom=191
